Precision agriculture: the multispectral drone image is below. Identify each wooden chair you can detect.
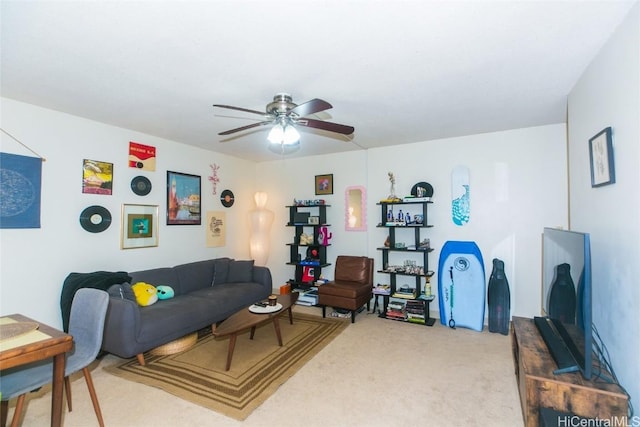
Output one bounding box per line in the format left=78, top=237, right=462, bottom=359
left=318, top=255, right=374, bottom=323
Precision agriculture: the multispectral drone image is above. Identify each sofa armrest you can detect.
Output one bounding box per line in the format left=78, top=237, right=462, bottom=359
left=102, top=296, right=142, bottom=358
left=252, top=266, right=273, bottom=293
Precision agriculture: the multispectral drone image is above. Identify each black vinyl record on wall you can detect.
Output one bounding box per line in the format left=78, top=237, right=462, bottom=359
left=131, top=176, right=152, bottom=196
left=220, top=189, right=235, bottom=207
left=79, top=205, right=111, bottom=233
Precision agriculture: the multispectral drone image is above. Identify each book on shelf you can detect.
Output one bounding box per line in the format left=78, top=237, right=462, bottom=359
left=392, top=291, right=417, bottom=299
left=402, top=196, right=431, bottom=202
left=373, top=284, right=391, bottom=295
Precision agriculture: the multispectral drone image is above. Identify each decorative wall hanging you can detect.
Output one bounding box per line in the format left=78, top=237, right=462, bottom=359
left=79, top=205, right=112, bottom=233
left=121, top=204, right=158, bottom=249
left=589, top=127, right=615, bottom=187
left=345, top=185, right=367, bottom=231
left=167, top=171, right=201, bottom=225
left=128, top=141, right=156, bottom=171
left=0, top=152, right=42, bottom=229
left=315, top=174, right=333, bottom=195
left=451, top=165, right=470, bottom=226
left=206, top=211, right=226, bottom=247
left=82, top=159, right=113, bottom=195
left=208, top=163, right=220, bottom=195
left=220, top=189, right=235, bottom=207
left=130, top=176, right=152, bottom=196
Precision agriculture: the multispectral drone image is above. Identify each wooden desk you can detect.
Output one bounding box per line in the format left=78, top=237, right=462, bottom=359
left=511, top=316, right=628, bottom=426
left=0, top=314, right=73, bottom=427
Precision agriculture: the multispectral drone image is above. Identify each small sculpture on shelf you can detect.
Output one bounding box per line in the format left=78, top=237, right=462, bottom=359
left=381, top=172, right=402, bottom=203
left=299, top=233, right=314, bottom=245
left=318, top=226, right=332, bottom=246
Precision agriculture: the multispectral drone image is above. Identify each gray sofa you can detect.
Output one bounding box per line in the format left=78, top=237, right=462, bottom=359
left=101, top=258, right=272, bottom=365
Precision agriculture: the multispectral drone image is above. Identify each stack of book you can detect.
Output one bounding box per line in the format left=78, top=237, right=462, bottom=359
left=294, top=287, right=318, bottom=306
left=385, top=300, right=406, bottom=321
left=405, top=300, right=426, bottom=324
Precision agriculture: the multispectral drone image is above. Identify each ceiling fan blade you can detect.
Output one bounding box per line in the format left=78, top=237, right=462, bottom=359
left=288, top=99, right=332, bottom=118
left=297, top=118, right=354, bottom=135
left=213, top=104, right=267, bottom=116
left=218, top=121, right=272, bottom=136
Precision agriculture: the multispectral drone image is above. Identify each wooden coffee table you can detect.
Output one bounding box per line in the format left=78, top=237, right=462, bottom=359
left=212, top=292, right=299, bottom=370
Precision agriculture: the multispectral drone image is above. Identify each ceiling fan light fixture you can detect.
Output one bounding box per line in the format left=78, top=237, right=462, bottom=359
left=267, top=121, right=300, bottom=146
left=267, top=123, right=285, bottom=144
left=283, top=125, right=300, bottom=145
left=267, top=140, right=301, bottom=155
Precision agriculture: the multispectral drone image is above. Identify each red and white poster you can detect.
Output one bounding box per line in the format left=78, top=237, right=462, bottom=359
left=128, top=141, right=156, bottom=171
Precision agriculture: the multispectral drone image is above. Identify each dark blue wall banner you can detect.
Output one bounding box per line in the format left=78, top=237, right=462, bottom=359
left=0, top=152, right=42, bottom=228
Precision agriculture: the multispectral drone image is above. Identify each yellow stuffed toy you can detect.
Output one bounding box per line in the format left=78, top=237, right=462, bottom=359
left=131, top=282, right=158, bottom=307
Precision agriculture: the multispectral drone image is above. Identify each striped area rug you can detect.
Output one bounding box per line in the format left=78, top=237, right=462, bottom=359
left=104, top=312, right=348, bottom=420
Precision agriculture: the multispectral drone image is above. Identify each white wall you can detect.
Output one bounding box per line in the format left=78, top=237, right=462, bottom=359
left=258, top=124, right=569, bottom=318
left=568, top=2, right=639, bottom=413
left=0, top=98, right=257, bottom=327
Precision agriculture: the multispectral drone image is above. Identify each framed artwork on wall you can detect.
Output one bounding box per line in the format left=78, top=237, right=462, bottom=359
left=121, top=204, right=158, bottom=249
left=315, top=174, right=333, bottom=195
left=589, top=127, right=615, bottom=187
left=82, top=159, right=113, bottom=195
left=167, top=171, right=201, bottom=225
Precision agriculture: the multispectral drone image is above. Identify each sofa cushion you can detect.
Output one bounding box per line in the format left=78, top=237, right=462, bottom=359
left=227, top=260, right=254, bottom=283
left=174, top=259, right=215, bottom=294
left=211, top=258, right=232, bottom=285
left=129, top=268, right=181, bottom=294
left=334, top=256, right=371, bottom=284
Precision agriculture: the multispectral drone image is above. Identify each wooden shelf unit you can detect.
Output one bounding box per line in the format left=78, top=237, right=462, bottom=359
left=511, top=316, right=628, bottom=427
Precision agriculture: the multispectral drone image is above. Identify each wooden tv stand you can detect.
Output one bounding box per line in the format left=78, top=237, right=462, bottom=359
left=511, top=316, right=628, bottom=426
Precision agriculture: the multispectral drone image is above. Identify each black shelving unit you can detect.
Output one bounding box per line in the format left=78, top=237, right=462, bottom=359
left=376, top=200, right=436, bottom=326
left=285, top=204, right=331, bottom=289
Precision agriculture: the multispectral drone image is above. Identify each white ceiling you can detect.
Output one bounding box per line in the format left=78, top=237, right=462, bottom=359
left=1, top=1, right=636, bottom=162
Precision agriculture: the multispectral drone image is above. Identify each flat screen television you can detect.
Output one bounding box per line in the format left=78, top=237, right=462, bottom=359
left=536, top=227, right=592, bottom=380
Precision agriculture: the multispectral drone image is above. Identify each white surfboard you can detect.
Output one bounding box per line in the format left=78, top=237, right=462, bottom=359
left=451, top=165, right=470, bottom=226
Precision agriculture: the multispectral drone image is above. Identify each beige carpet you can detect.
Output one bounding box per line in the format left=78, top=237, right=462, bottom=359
left=104, top=312, right=348, bottom=420
left=5, top=306, right=524, bottom=426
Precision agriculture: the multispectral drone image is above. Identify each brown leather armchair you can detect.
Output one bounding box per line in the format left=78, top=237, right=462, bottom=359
left=317, top=255, right=374, bottom=323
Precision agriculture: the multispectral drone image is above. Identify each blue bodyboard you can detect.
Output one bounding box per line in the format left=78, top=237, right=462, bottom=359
left=438, top=241, right=485, bottom=332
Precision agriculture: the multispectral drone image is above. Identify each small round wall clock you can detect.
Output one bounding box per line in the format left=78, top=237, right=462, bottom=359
left=220, top=189, right=235, bottom=207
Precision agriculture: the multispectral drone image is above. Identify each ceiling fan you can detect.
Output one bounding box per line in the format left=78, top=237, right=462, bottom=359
left=213, top=94, right=355, bottom=150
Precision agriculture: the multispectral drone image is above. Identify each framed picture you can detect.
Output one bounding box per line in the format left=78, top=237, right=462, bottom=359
left=315, top=174, right=333, bottom=195
left=589, top=127, right=615, bottom=187
left=167, top=171, right=201, bottom=225
left=308, top=216, right=320, bottom=225
left=121, top=204, right=158, bottom=249
left=82, top=159, right=113, bottom=195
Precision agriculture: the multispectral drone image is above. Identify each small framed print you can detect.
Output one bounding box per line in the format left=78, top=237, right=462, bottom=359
left=589, top=127, right=615, bottom=187
left=308, top=216, right=320, bottom=225
left=315, top=174, right=333, bottom=195
left=121, top=204, right=158, bottom=249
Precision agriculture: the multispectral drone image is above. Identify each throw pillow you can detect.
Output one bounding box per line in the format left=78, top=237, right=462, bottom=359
left=131, top=282, right=158, bottom=306
left=212, top=257, right=232, bottom=285
left=227, top=260, right=255, bottom=283
left=107, top=283, right=136, bottom=302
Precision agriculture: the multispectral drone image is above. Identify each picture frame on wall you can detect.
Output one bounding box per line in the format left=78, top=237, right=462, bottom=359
left=82, top=159, right=113, bottom=195
left=589, top=127, right=615, bottom=187
left=167, top=171, right=201, bottom=225
left=121, top=204, right=158, bottom=249
left=315, top=174, right=333, bottom=195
